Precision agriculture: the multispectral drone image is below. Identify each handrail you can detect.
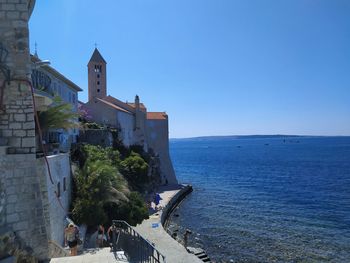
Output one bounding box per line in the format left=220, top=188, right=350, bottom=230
left=111, top=220, right=166, bottom=263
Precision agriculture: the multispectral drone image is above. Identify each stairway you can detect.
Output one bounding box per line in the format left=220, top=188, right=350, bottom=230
left=48, top=240, right=70, bottom=258
left=187, top=247, right=212, bottom=262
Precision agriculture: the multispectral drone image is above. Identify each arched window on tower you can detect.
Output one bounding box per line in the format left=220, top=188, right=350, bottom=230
left=94, top=65, right=102, bottom=73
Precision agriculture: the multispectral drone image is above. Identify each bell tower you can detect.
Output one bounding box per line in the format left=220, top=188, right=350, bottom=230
left=88, top=48, right=107, bottom=101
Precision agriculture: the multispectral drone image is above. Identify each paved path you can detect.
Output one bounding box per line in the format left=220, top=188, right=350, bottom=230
left=135, top=184, right=202, bottom=263
left=50, top=248, right=128, bottom=263
left=50, top=185, right=200, bottom=263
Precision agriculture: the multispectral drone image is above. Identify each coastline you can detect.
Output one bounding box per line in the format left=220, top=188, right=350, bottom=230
left=135, top=184, right=202, bottom=263
left=160, top=184, right=193, bottom=227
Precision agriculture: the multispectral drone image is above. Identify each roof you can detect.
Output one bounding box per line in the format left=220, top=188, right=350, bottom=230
left=127, top=102, right=147, bottom=111
left=89, top=48, right=107, bottom=64
left=104, top=96, right=135, bottom=112
left=147, top=112, right=168, bottom=120
left=96, top=98, right=132, bottom=114
left=31, top=55, right=83, bottom=92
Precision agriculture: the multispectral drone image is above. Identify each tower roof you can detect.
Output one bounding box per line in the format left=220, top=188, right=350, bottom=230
left=89, top=48, right=106, bottom=64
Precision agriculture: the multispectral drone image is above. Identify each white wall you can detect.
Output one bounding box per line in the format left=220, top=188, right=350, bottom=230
left=37, top=153, right=71, bottom=247
left=42, top=69, right=79, bottom=141
left=117, top=111, right=135, bottom=147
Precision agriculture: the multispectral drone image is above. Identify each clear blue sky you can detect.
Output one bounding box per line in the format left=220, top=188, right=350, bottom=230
left=29, top=0, right=350, bottom=138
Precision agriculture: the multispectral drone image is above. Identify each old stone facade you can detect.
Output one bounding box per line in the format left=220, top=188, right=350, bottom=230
left=82, top=49, right=178, bottom=184
left=0, top=0, right=36, bottom=154
left=0, top=0, right=50, bottom=261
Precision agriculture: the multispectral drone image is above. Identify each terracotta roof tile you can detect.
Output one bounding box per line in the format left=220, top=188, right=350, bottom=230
left=96, top=98, right=132, bottom=114
left=147, top=112, right=167, bottom=120
left=127, top=102, right=146, bottom=110
left=104, top=96, right=135, bottom=112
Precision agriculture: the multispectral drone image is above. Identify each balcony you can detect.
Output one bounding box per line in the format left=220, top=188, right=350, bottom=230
left=34, top=89, right=53, bottom=111
left=32, top=69, right=54, bottom=110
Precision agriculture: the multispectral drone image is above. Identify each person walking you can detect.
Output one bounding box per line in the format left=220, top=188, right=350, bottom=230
left=154, top=193, right=161, bottom=210
left=64, top=223, right=79, bottom=256
left=96, top=224, right=105, bottom=248
left=107, top=222, right=119, bottom=252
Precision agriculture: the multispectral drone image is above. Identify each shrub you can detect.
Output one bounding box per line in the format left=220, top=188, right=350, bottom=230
left=72, top=159, right=126, bottom=225
left=104, top=192, right=149, bottom=226
left=71, top=144, right=149, bottom=226
left=119, top=152, right=149, bottom=189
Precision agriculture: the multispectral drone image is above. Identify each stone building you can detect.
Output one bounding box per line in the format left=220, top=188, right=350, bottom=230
left=0, top=1, right=74, bottom=261
left=82, top=48, right=178, bottom=185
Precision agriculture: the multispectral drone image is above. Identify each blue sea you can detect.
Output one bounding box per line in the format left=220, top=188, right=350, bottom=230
left=168, top=136, right=350, bottom=263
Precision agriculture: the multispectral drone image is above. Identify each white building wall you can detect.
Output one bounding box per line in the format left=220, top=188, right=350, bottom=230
left=42, top=70, right=79, bottom=142
left=117, top=111, right=135, bottom=147
left=37, top=153, right=71, bottom=247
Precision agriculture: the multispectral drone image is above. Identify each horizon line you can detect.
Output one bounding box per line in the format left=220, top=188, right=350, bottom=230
left=170, top=134, right=350, bottom=140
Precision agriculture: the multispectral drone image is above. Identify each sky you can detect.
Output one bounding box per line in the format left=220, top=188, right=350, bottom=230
left=29, top=0, right=350, bottom=138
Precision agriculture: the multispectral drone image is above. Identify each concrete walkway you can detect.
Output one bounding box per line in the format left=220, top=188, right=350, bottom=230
left=135, top=184, right=202, bottom=263
left=50, top=184, right=200, bottom=263
left=50, top=248, right=128, bottom=263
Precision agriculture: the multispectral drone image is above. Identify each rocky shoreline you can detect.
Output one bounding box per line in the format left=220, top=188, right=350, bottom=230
left=162, top=186, right=212, bottom=262
left=135, top=184, right=203, bottom=263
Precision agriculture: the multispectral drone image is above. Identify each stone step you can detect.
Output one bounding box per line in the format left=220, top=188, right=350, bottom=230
left=198, top=254, right=208, bottom=259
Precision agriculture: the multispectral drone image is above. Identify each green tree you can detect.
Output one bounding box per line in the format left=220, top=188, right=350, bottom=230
left=72, top=159, right=128, bottom=225
left=71, top=145, right=149, bottom=226
left=38, top=96, right=79, bottom=132
left=104, top=192, right=149, bottom=226
left=119, top=152, right=149, bottom=189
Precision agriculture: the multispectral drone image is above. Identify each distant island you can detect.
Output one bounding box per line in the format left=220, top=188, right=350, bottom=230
left=171, top=135, right=321, bottom=141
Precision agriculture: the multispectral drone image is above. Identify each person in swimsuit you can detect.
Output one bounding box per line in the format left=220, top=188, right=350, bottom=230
left=64, top=223, right=78, bottom=256
left=96, top=224, right=105, bottom=248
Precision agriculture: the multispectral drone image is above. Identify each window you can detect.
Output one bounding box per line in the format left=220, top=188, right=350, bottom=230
left=63, top=177, right=67, bottom=191
left=72, top=94, right=76, bottom=104
left=94, top=65, right=102, bottom=73
left=97, top=89, right=100, bottom=93
left=97, top=74, right=100, bottom=78
left=97, top=81, right=100, bottom=85
left=57, top=182, right=61, bottom=197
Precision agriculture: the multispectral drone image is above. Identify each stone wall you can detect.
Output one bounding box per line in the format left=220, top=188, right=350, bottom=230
left=147, top=118, right=177, bottom=185
left=79, top=129, right=113, bottom=147
left=0, top=154, right=49, bottom=260
left=0, top=0, right=36, bottom=154
left=0, top=0, right=51, bottom=261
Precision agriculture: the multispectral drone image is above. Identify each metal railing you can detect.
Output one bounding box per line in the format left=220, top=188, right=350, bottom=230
left=111, top=220, right=166, bottom=263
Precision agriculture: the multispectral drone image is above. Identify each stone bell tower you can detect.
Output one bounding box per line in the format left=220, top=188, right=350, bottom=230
left=88, top=48, right=107, bottom=101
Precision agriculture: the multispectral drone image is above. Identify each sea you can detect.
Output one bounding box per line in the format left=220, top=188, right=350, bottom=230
left=167, top=136, right=350, bottom=263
